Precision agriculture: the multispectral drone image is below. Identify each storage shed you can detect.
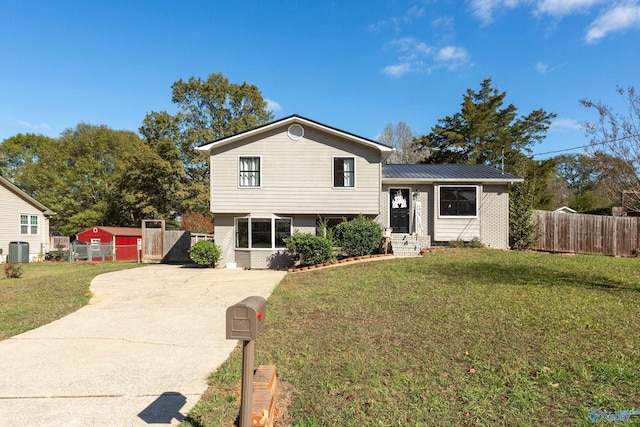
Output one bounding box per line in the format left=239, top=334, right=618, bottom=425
left=76, top=227, right=142, bottom=261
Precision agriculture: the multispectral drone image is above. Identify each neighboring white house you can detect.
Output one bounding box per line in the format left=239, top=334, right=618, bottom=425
left=0, top=175, right=54, bottom=262
left=198, top=115, right=524, bottom=269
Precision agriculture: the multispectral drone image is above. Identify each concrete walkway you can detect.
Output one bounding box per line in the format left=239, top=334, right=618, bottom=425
left=0, top=265, right=286, bottom=426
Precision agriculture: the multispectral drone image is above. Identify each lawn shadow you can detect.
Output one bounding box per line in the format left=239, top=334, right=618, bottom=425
left=137, top=391, right=186, bottom=424
left=438, top=260, right=640, bottom=293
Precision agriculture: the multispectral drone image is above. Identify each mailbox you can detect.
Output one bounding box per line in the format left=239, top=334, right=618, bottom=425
left=226, top=296, right=266, bottom=341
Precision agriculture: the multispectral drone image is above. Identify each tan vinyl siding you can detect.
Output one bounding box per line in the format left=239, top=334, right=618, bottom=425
left=209, top=126, right=381, bottom=215
left=480, top=185, right=510, bottom=249
left=0, top=183, right=50, bottom=261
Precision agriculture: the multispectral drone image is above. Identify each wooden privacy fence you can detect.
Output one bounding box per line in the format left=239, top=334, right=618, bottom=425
left=142, top=220, right=215, bottom=263
left=531, top=210, right=640, bottom=257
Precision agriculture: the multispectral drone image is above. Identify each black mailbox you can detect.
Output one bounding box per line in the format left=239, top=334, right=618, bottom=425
left=226, top=296, right=266, bottom=341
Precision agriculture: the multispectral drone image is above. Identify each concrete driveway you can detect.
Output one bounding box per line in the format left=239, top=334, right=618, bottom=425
left=0, top=265, right=286, bottom=426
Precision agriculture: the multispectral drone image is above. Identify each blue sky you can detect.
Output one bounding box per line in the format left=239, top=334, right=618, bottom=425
left=1, top=0, right=639, bottom=159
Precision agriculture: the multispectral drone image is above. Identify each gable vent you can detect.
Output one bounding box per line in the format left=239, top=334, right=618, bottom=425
left=287, top=124, right=304, bottom=141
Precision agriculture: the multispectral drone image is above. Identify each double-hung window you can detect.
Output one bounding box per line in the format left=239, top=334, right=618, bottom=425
left=439, top=186, right=478, bottom=217
left=239, top=156, right=261, bottom=187
left=333, top=157, right=355, bottom=188
left=20, top=214, right=39, bottom=235
left=235, top=217, right=292, bottom=249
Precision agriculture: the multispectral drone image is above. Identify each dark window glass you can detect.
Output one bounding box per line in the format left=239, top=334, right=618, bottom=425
left=236, top=218, right=249, bottom=248
left=275, top=219, right=292, bottom=248
left=334, top=157, right=354, bottom=187
left=251, top=218, right=272, bottom=248
left=440, top=187, right=477, bottom=216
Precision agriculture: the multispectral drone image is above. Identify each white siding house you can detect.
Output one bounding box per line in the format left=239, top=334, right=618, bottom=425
left=0, top=176, right=54, bottom=262
left=198, top=115, right=523, bottom=269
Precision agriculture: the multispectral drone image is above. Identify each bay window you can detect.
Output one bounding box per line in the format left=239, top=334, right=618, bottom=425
left=235, top=216, right=292, bottom=249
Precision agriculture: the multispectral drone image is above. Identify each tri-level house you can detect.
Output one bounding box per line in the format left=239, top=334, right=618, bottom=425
left=198, top=115, right=523, bottom=269
left=0, top=175, right=54, bottom=262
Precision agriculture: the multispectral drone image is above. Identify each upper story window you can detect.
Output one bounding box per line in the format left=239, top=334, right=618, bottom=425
left=439, top=186, right=478, bottom=217
left=239, top=156, right=261, bottom=187
left=20, top=214, right=39, bottom=235
left=333, top=157, right=355, bottom=188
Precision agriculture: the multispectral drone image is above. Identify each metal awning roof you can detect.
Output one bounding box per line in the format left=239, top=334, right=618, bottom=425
left=382, top=164, right=523, bottom=183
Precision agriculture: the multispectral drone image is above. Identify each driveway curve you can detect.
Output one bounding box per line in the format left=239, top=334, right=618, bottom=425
left=0, top=265, right=286, bottom=426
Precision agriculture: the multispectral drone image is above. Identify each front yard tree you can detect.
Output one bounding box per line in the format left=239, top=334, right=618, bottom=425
left=581, top=86, right=640, bottom=214
left=141, top=72, right=274, bottom=214
left=416, top=78, right=556, bottom=169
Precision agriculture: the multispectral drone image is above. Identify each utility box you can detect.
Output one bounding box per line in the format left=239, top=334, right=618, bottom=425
left=226, top=296, right=266, bottom=341
left=8, top=241, right=29, bottom=263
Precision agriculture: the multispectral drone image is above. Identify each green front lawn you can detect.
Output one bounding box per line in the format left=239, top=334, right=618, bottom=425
left=0, top=261, right=142, bottom=340
left=185, top=249, right=640, bottom=426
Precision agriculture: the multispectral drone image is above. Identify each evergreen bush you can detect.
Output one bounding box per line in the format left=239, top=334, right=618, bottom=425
left=188, top=240, right=221, bottom=267
left=284, top=232, right=334, bottom=266
left=334, top=214, right=383, bottom=257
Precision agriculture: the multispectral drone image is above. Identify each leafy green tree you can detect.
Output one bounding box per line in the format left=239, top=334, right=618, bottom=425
left=416, top=78, right=556, bottom=169
left=551, top=153, right=614, bottom=213
left=141, top=72, right=274, bottom=214
left=0, top=124, right=185, bottom=234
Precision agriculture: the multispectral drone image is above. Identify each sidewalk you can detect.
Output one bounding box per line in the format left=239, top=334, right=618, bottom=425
left=0, top=265, right=286, bottom=426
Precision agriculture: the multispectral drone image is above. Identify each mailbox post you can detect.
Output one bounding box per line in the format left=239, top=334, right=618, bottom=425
left=226, top=296, right=267, bottom=427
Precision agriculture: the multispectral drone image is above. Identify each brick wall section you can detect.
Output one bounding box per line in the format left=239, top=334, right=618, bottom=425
left=391, top=234, right=431, bottom=256
left=251, top=365, right=277, bottom=427
left=479, top=185, right=509, bottom=249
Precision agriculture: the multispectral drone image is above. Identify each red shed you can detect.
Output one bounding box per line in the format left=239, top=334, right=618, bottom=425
left=76, top=226, right=142, bottom=261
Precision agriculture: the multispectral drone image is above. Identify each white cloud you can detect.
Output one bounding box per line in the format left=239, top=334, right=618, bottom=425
left=536, top=62, right=550, bottom=74
left=17, top=120, right=51, bottom=131
left=535, top=61, right=565, bottom=74
left=436, top=46, right=469, bottom=62
left=585, top=2, right=640, bottom=42
left=465, top=0, right=640, bottom=42
left=535, top=0, right=607, bottom=17
left=468, top=0, right=524, bottom=24
left=382, top=37, right=470, bottom=76
left=382, top=63, right=412, bottom=77
left=405, top=5, right=426, bottom=21
left=551, top=118, right=582, bottom=130
left=368, top=5, right=425, bottom=32
left=384, top=37, right=432, bottom=58
left=265, top=99, right=282, bottom=114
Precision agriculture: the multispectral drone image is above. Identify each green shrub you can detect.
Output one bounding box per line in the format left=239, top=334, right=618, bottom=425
left=334, top=214, right=383, bottom=257
left=284, top=232, right=334, bottom=266
left=4, top=263, right=23, bottom=279
left=449, top=237, right=484, bottom=248
left=188, top=240, right=221, bottom=267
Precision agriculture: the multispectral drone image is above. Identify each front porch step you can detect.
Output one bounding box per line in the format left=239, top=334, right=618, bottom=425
left=390, top=234, right=431, bottom=256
